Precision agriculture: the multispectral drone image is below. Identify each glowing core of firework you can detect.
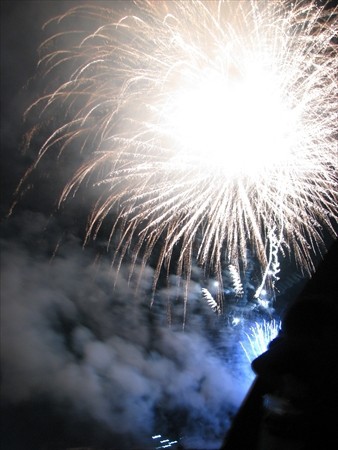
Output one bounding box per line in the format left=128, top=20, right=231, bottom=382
left=20, top=0, right=337, bottom=302
left=165, top=66, right=294, bottom=177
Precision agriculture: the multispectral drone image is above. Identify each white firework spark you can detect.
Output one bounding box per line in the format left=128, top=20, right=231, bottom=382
left=19, top=1, right=337, bottom=308
left=228, top=264, right=244, bottom=298
left=201, top=287, right=221, bottom=314
left=241, top=319, right=281, bottom=362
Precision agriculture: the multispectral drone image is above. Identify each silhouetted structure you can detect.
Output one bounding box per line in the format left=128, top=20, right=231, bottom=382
left=221, top=240, right=338, bottom=449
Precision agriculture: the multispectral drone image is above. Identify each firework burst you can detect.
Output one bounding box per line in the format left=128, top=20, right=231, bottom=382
left=241, top=319, right=281, bottom=363
left=19, top=1, right=337, bottom=306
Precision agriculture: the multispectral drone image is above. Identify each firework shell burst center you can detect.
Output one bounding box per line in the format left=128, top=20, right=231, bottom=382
left=22, top=0, right=337, bottom=294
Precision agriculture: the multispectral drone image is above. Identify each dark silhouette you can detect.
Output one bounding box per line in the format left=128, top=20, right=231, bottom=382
left=221, top=240, right=338, bottom=449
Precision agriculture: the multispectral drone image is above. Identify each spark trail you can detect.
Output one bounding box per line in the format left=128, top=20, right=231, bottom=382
left=241, top=319, right=282, bottom=363
left=19, top=1, right=337, bottom=310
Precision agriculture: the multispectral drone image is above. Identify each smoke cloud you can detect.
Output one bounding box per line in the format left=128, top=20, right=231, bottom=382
left=1, top=212, right=252, bottom=449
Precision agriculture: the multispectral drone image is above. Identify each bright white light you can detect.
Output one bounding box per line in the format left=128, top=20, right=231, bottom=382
left=166, top=68, right=294, bottom=178
left=232, top=317, right=241, bottom=326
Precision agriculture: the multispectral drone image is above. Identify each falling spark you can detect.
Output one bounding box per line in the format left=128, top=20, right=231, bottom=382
left=202, top=287, right=221, bottom=314
left=19, top=1, right=337, bottom=310
left=152, top=434, right=178, bottom=449
left=228, top=264, right=244, bottom=298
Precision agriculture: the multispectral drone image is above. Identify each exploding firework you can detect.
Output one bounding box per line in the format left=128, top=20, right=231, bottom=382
left=241, top=319, right=281, bottom=363
left=19, top=1, right=337, bottom=308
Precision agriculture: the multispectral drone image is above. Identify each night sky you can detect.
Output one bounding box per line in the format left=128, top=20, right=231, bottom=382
left=1, top=2, right=337, bottom=450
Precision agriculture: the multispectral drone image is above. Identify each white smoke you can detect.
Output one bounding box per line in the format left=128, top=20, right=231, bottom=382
left=1, top=212, right=251, bottom=448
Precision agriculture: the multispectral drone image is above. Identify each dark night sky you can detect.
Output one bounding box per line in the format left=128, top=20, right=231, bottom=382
left=1, top=2, right=337, bottom=450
